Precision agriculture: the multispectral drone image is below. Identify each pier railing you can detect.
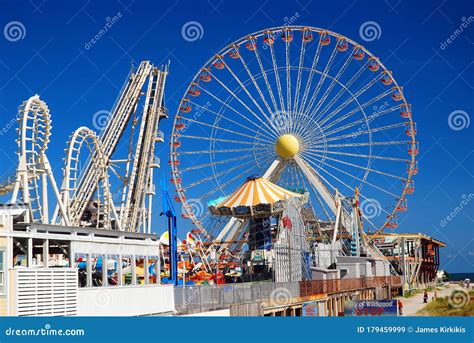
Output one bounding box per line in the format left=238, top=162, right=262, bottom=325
left=175, top=276, right=402, bottom=314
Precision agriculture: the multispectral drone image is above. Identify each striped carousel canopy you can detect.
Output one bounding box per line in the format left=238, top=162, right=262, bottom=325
left=209, top=176, right=304, bottom=218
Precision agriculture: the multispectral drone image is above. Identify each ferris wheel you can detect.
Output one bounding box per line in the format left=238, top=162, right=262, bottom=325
left=170, top=26, right=418, bottom=239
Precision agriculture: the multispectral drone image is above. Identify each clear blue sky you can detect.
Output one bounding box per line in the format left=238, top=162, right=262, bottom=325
left=0, top=0, right=472, bottom=272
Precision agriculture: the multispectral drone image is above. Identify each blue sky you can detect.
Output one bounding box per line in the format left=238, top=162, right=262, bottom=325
left=0, top=0, right=472, bottom=272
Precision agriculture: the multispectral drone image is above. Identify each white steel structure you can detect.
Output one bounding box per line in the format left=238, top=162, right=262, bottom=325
left=4, top=61, right=169, bottom=234
left=170, top=26, right=418, bottom=246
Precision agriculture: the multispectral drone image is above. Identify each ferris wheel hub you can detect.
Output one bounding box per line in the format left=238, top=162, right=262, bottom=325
left=275, top=134, right=300, bottom=159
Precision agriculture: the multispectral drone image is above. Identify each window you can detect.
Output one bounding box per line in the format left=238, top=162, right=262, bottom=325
left=135, top=256, right=145, bottom=285
left=91, top=255, right=104, bottom=287
left=122, top=256, right=132, bottom=285
left=148, top=256, right=158, bottom=284
left=0, top=250, right=5, bottom=294
left=107, top=255, right=119, bottom=286
left=75, top=254, right=88, bottom=288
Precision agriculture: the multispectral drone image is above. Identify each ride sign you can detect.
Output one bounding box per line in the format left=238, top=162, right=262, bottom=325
left=344, top=300, right=398, bottom=316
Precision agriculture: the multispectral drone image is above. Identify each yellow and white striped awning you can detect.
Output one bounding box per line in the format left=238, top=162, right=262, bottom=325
left=215, top=177, right=302, bottom=208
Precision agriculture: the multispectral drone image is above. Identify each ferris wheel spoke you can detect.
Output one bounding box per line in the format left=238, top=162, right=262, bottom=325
left=315, top=73, right=383, bottom=127
left=297, top=40, right=323, bottom=116
left=305, top=147, right=407, bottom=163
left=302, top=149, right=406, bottom=180
left=209, top=72, right=280, bottom=139
left=179, top=134, right=267, bottom=147
left=191, top=86, right=277, bottom=140
left=316, top=104, right=401, bottom=140
left=180, top=116, right=274, bottom=144
left=186, top=99, right=274, bottom=141
left=291, top=39, right=307, bottom=117
left=318, top=91, right=397, bottom=134
left=184, top=153, right=270, bottom=191
left=301, top=45, right=338, bottom=119
left=251, top=42, right=280, bottom=114
left=268, top=42, right=287, bottom=116
left=179, top=147, right=270, bottom=155
left=310, top=140, right=409, bottom=149
left=196, top=156, right=275, bottom=201
left=311, top=53, right=354, bottom=116
left=285, top=38, right=292, bottom=131
left=235, top=52, right=275, bottom=119
left=315, top=61, right=370, bottom=120
left=300, top=151, right=399, bottom=198
left=314, top=122, right=406, bottom=145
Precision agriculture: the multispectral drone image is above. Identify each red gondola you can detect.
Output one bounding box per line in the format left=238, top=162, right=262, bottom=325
left=400, top=104, right=412, bottom=118
left=168, top=159, right=180, bottom=166
left=336, top=38, right=348, bottom=52
left=404, top=180, right=415, bottom=194
left=319, top=32, right=331, bottom=46
left=282, top=28, right=293, bottom=42
left=408, top=142, right=419, bottom=156
left=381, top=71, right=393, bottom=85
left=302, top=28, right=313, bottom=42
left=179, top=101, right=191, bottom=113
left=395, top=199, right=408, bottom=213
left=181, top=213, right=192, bottom=219
left=263, top=31, right=275, bottom=45
left=407, top=161, right=418, bottom=175
left=245, top=37, right=256, bottom=51
left=392, top=87, right=403, bottom=101
left=213, top=58, right=225, bottom=69
left=171, top=140, right=181, bottom=148
left=405, top=122, right=417, bottom=137
left=174, top=123, right=185, bottom=130
left=188, top=88, right=201, bottom=97
left=353, top=47, right=365, bottom=60
left=368, top=58, right=379, bottom=72
left=229, top=47, right=240, bottom=59
left=170, top=177, right=182, bottom=184
left=200, top=69, right=212, bottom=82
left=174, top=195, right=185, bottom=202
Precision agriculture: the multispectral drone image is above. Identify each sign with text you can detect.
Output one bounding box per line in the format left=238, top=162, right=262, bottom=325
left=344, top=300, right=398, bottom=316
